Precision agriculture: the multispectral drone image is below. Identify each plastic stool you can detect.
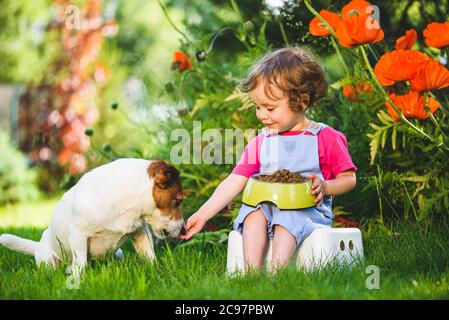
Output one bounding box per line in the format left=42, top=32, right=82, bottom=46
left=226, top=228, right=363, bottom=274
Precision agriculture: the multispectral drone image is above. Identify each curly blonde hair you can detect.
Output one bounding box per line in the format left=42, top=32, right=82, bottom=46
left=239, top=47, right=328, bottom=112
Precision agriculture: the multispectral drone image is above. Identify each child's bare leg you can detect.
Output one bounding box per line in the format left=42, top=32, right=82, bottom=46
left=270, top=224, right=297, bottom=274
left=242, top=208, right=268, bottom=272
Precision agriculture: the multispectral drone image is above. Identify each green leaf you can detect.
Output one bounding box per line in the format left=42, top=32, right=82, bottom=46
left=257, top=21, right=268, bottom=47
left=333, top=205, right=352, bottom=216
left=189, top=95, right=209, bottom=117
left=224, top=89, right=243, bottom=102
left=392, top=126, right=397, bottom=150
left=386, top=151, right=401, bottom=159
left=417, top=194, right=426, bottom=212
left=369, top=131, right=381, bottom=165
left=330, top=79, right=346, bottom=90
left=444, top=194, right=449, bottom=209
left=403, top=198, right=410, bottom=220
left=422, top=144, right=435, bottom=152
left=434, top=123, right=441, bottom=137
left=377, top=111, right=393, bottom=126
left=381, top=110, right=394, bottom=122
left=401, top=176, right=429, bottom=183
left=381, top=128, right=387, bottom=149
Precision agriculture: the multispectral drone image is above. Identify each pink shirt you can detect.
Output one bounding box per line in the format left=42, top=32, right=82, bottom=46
left=232, top=126, right=357, bottom=180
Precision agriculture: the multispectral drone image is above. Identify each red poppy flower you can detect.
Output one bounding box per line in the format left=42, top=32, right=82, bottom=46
left=410, top=59, right=449, bottom=91
left=343, top=82, right=373, bottom=101
left=57, top=147, right=73, bottom=165
left=335, top=12, right=384, bottom=48
left=374, top=50, right=431, bottom=86
left=423, top=22, right=449, bottom=49
left=385, top=91, right=441, bottom=121
left=334, top=215, right=360, bottom=228
left=395, top=29, right=417, bottom=50
left=341, top=0, right=373, bottom=18
left=172, top=51, right=193, bottom=72
left=309, top=10, right=340, bottom=37
left=336, top=0, right=384, bottom=48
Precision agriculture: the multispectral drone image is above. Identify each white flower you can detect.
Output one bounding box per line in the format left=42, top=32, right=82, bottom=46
left=263, top=0, right=289, bottom=15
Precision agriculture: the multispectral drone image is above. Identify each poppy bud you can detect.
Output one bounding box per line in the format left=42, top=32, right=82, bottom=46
left=102, top=144, right=111, bottom=152
left=165, top=82, right=175, bottom=94
left=261, top=10, right=272, bottom=21
left=243, top=21, right=255, bottom=33
left=196, top=50, right=207, bottom=62
left=111, top=101, right=118, bottom=110
left=84, top=128, right=94, bottom=137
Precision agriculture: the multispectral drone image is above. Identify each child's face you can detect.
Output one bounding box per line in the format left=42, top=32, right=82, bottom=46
left=250, top=79, right=305, bottom=133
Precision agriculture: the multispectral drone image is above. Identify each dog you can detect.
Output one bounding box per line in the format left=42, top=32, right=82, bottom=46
left=0, top=158, right=185, bottom=274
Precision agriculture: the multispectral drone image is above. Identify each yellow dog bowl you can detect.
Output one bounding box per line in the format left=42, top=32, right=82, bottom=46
left=242, top=175, right=315, bottom=209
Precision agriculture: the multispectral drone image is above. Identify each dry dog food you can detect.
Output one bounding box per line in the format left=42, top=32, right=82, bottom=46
left=253, top=169, right=309, bottom=183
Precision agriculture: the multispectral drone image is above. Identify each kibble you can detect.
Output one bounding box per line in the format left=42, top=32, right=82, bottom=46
left=253, top=169, right=309, bottom=183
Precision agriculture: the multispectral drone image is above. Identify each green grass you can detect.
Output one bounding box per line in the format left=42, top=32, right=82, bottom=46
left=1, top=199, right=449, bottom=299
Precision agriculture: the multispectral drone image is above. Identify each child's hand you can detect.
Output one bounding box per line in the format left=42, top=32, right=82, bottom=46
left=178, top=211, right=207, bottom=240
left=308, top=174, right=328, bottom=206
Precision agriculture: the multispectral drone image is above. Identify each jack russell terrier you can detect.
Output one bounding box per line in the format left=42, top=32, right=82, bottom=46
left=0, top=158, right=185, bottom=274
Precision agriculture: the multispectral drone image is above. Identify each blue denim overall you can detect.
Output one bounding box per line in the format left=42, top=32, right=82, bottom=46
left=233, top=120, right=334, bottom=245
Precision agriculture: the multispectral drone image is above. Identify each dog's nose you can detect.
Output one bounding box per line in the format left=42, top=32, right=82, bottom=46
left=180, top=225, right=186, bottom=236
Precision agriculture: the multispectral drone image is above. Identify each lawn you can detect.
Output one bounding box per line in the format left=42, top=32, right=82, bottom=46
left=0, top=198, right=448, bottom=299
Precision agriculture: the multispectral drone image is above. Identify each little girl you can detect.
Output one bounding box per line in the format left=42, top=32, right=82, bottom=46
left=180, top=47, right=357, bottom=272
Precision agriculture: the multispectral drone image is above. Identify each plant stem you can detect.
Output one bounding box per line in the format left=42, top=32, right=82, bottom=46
left=375, top=165, right=384, bottom=225
left=304, top=0, right=350, bottom=77
left=367, top=44, right=380, bottom=60
left=205, top=27, right=233, bottom=54
left=330, top=37, right=350, bottom=77
left=429, top=112, right=442, bottom=132
left=157, top=0, right=195, bottom=46
left=230, top=0, right=243, bottom=22
left=278, top=22, right=290, bottom=47
left=402, top=181, right=419, bottom=222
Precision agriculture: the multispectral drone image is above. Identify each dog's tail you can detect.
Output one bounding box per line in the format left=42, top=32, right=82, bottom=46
left=0, top=234, right=38, bottom=255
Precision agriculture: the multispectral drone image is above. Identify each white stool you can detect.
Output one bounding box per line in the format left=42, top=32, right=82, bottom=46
left=226, top=228, right=363, bottom=274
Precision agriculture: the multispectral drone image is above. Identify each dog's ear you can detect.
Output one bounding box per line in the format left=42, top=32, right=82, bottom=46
left=148, top=160, right=180, bottom=189
left=158, top=166, right=180, bottom=188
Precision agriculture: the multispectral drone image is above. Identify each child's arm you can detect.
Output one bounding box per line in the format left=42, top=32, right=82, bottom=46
left=309, top=170, right=357, bottom=205
left=179, top=173, right=249, bottom=240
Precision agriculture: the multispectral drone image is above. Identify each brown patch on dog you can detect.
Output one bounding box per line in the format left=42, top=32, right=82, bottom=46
left=147, top=160, right=184, bottom=220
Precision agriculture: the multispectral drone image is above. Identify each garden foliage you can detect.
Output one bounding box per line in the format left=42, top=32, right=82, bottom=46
left=7, top=0, right=448, bottom=226
left=0, top=130, right=40, bottom=205
left=146, top=0, right=449, bottom=227
left=16, top=0, right=117, bottom=191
